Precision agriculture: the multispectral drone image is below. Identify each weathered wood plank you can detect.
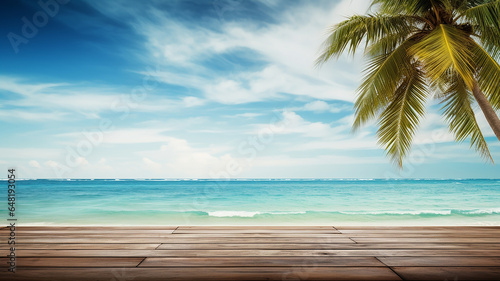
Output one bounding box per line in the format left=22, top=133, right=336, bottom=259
left=5, top=243, right=499, bottom=250
left=13, top=231, right=176, bottom=235
left=1, top=267, right=402, bottom=281
left=2, top=243, right=500, bottom=250
left=169, top=233, right=345, bottom=237
left=11, top=231, right=500, bottom=238
left=14, top=233, right=344, bottom=238
left=173, top=229, right=340, bottom=234
left=15, top=233, right=175, bottom=238
left=12, top=238, right=174, bottom=243
left=343, top=233, right=500, bottom=238
left=14, top=237, right=355, bottom=244
left=392, top=267, right=500, bottom=281
left=336, top=226, right=500, bottom=230
left=148, top=249, right=500, bottom=257
left=339, top=227, right=500, bottom=234
left=378, top=256, right=500, bottom=267
left=14, top=249, right=500, bottom=257
left=15, top=249, right=156, bottom=257
left=155, top=243, right=500, bottom=250
left=0, top=243, right=161, bottom=250
left=0, top=257, right=144, bottom=267
left=177, top=226, right=336, bottom=230
left=352, top=237, right=500, bottom=243
left=139, top=257, right=385, bottom=267
left=9, top=226, right=177, bottom=232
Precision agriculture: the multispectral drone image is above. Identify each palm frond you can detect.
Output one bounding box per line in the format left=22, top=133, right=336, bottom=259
left=465, top=0, right=500, bottom=24
left=316, top=14, right=413, bottom=64
left=465, top=0, right=500, bottom=57
left=371, top=0, right=435, bottom=15
left=353, top=41, right=413, bottom=130
left=440, top=74, right=493, bottom=162
left=377, top=65, right=428, bottom=167
left=474, top=24, right=500, bottom=59
left=471, top=41, right=500, bottom=110
left=448, top=0, right=484, bottom=13
left=365, top=31, right=412, bottom=56
left=317, top=0, right=500, bottom=167
left=410, top=24, right=475, bottom=88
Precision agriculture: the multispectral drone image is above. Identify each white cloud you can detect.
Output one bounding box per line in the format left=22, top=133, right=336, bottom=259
left=252, top=110, right=344, bottom=138
left=303, top=100, right=330, bottom=112
left=0, top=77, right=205, bottom=122
left=3, top=0, right=498, bottom=179
left=104, top=0, right=373, bottom=105
left=139, top=137, right=238, bottom=178
left=293, top=100, right=350, bottom=113
left=0, top=76, right=65, bottom=96
left=0, top=148, right=62, bottom=160
left=230, top=113, right=264, bottom=118
left=143, top=157, right=162, bottom=171
left=58, top=128, right=174, bottom=144
left=44, top=160, right=60, bottom=169
left=182, top=96, right=205, bottom=107
left=28, top=160, right=41, bottom=168
left=0, top=110, right=68, bottom=121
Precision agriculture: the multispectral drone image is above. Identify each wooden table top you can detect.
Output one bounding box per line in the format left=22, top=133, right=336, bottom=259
left=2, top=226, right=500, bottom=280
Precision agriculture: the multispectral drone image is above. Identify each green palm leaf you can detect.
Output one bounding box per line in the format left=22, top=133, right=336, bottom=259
left=316, top=14, right=413, bottom=63
left=465, top=0, right=500, bottom=57
left=318, top=0, right=500, bottom=167
left=410, top=24, right=475, bottom=87
left=440, top=74, right=493, bottom=162
left=377, top=66, right=428, bottom=167
left=465, top=0, right=500, bottom=27
left=472, top=41, right=500, bottom=110
left=372, top=0, right=435, bottom=15
left=354, top=41, right=412, bottom=130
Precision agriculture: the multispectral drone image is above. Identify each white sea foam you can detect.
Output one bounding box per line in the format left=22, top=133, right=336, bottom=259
left=460, top=208, right=500, bottom=215
left=268, top=211, right=307, bottom=215
left=352, top=210, right=452, bottom=215
left=208, top=211, right=261, bottom=217
left=206, top=211, right=308, bottom=217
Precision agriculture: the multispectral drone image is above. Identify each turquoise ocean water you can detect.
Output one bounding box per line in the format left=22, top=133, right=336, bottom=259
left=3, top=179, right=500, bottom=226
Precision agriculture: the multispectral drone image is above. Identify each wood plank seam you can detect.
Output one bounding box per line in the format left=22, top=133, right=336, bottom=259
left=134, top=265, right=394, bottom=266
left=171, top=226, right=179, bottom=234
left=136, top=257, right=147, bottom=267
left=350, top=237, right=360, bottom=243
left=374, top=257, right=406, bottom=281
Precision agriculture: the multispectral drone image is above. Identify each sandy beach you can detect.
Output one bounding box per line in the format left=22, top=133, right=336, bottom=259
left=2, top=225, right=500, bottom=280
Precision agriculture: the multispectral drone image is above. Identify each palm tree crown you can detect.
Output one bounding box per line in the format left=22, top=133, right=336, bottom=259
left=317, top=0, right=500, bottom=167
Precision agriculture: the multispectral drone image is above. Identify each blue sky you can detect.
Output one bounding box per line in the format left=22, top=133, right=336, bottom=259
left=1, top=0, right=499, bottom=179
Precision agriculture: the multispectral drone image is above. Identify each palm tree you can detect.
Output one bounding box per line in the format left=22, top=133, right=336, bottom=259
left=317, top=0, right=500, bottom=167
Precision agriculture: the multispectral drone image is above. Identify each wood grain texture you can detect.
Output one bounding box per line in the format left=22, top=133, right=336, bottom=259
left=2, top=226, right=500, bottom=280
left=14, top=249, right=500, bottom=257
left=139, top=257, right=385, bottom=267
left=4, top=242, right=500, bottom=250
left=177, top=226, right=337, bottom=229
left=352, top=237, right=500, bottom=243
left=0, top=267, right=402, bottom=281
left=378, top=256, right=500, bottom=267
left=392, top=267, right=500, bottom=281
left=13, top=237, right=355, bottom=244
left=155, top=242, right=500, bottom=250
left=0, top=243, right=161, bottom=250
left=0, top=257, right=144, bottom=267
